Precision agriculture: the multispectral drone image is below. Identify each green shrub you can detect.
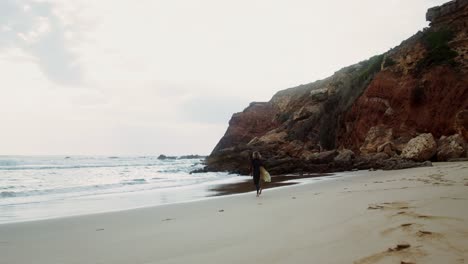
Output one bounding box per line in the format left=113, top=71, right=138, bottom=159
left=423, top=29, right=454, bottom=50
left=276, top=112, right=291, bottom=123
left=356, top=54, right=385, bottom=84
left=383, top=57, right=396, bottom=68
left=415, top=29, right=458, bottom=72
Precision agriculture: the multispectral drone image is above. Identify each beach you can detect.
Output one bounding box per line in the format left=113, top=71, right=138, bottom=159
left=1, top=162, right=467, bottom=264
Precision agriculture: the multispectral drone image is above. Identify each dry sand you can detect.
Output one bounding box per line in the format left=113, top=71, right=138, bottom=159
left=1, top=162, right=467, bottom=264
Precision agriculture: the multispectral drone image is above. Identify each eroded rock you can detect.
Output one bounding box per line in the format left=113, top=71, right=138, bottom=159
left=401, top=133, right=437, bottom=161
left=205, top=1, right=468, bottom=175
left=437, top=134, right=467, bottom=161
left=360, top=126, right=393, bottom=154
left=334, top=149, right=355, bottom=167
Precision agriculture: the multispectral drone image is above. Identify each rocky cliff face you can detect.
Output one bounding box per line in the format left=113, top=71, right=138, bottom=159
left=211, top=102, right=280, bottom=154
left=205, top=0, right=468, bottom=175
left=337, top=0, right=468, bottom=155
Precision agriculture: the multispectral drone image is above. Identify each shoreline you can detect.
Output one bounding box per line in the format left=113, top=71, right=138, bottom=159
left=1, top=162, right=467, bottom=263
left=209, top=172, right=333, bottom=196
left=0, top=170, right=333, bottom=225
left=0, top=173, right=335, bottom=225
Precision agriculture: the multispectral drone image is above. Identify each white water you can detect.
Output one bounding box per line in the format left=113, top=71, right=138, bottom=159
left=0, top=156, right=246, bottom=224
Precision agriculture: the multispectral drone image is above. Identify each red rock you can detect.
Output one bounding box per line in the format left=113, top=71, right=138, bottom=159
left=211, top=102, right=280, bottom=154
left=338, top=66, right=468, bottom=153
left=206, top=1, right=468, bottom=174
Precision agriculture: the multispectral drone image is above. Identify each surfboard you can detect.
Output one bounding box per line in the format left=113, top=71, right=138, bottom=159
left=260, top=166, right=271, bottom=183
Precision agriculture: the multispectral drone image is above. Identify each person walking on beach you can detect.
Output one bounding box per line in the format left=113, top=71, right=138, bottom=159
left=250, top=151, right=263, bottom=197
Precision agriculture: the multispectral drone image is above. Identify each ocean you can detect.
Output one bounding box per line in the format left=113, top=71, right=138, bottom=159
left=0, top=155, right=247, bottom=224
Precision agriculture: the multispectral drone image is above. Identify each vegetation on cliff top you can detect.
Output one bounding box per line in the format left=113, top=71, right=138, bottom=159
left=355, top=54, right=385, bottom=84
left=415, top=29, right=458, bottom=72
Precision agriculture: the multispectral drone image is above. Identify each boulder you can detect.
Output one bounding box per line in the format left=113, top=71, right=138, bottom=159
left=308, top=150, right=338, bottom=164
left=359, top=126, right=393, bottom=154
left=437, top=134, right=466, bottom=161
left=392, top=136, right=413, bottom=154
left=299, top=150, right=315, bottom=161
left=369, top=152, right=391, bottom=161
left=354, top=155, right=431, bottom=171
left=455, top=110, right=468, bottom=140
left=334, top=149, right=355, bottom=165
left=204, top=146, right=253, bottom=174
left=376, top=158, right=432, bottom=170
left=333, top=149, right=355, bottom=170
left=283, top=140, right=305, bottom=156
left=401, top=133, right=437, bottom=161
left=377, top=142, right=397, bottom=156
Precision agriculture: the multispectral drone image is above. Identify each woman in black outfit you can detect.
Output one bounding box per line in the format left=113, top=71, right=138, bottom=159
left=250, top=151, right=263, bottom=197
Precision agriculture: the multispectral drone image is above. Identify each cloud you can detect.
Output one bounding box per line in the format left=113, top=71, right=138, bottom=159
left=0, top=0, right=82, bottom=85
left=0, top=0, right=452, bottom=155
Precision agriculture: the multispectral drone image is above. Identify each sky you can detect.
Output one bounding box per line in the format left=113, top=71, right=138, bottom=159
left=0, top=0, right=448, bottom=155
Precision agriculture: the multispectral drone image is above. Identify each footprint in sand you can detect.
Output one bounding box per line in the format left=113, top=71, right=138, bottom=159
left=366, top=198, right=466, bottom=263
left=368, top=205, right=384, bottom=210
left=354, top=243, right=424, bottom=264
left=381, top=223, right=422, bottom=235
left=417, top=230, right=433, bottom=236
left=388, top=243, right=411, bottom=251
left=367, top=201, right=460, bottom=222
left=440, top=197, right=467, bottom=200
left=367, top=202, right=410, bottom=211
left=392, top=211, right=462, bottom=222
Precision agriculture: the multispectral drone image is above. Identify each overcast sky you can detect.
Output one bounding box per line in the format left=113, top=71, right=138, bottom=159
left=0, top=0, right=448, bottom=155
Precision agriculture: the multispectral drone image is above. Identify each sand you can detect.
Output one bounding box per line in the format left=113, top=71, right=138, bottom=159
left=1, top=162, right=467, bottom=264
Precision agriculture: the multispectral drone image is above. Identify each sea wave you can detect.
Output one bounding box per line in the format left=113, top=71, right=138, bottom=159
left=0, top=156, right=221, bottom=211
left=0, top=159, right=203, bottom=171
left=0, top=191, right=16, bottom=198
left=0, top=184, right=122, bottom=199
left=0, top=160, right=18, bottom=166
left=0, top=185, right=16, bottom=190
left=0, top=164, right=153, bottom=171
left=0, top=178, right=168, bottom=199
left=121, top=179, right=147, bottom=185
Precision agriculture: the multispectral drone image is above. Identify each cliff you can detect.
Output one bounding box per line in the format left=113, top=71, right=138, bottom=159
left=205, top=0, right=468, bottom=175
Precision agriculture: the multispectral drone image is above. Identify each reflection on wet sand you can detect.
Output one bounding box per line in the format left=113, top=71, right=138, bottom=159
left=210, top=173, right=332, bottom=196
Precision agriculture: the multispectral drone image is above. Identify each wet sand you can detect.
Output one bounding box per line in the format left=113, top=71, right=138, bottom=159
left=0, top=162, right=467, bottom=264
left=210, top=173, right=332, bottom=196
